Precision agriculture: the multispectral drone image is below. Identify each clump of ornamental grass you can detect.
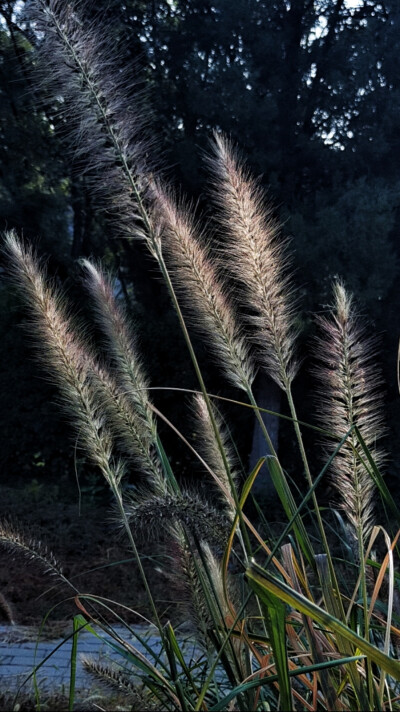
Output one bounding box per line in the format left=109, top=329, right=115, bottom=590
left=1, top=1, right=400, bottom=710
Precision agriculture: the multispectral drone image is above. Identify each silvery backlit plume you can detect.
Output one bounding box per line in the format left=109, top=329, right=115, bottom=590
left=315, top=281, right=385, bottom=544
left=209, top=134, right=298, bottom=391
left=31, top=1, right=255, bottom=398
left=153, top=183, right=255, bottom=392
left=30, top=0, right=157, bottom=248
left=3, top=232, right=156, bottom=492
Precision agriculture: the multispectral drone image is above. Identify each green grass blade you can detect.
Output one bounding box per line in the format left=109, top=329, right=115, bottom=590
left=156, top=435, right=180, bottom=492
left=315, top=555, right=370, bottom=710
left=209, top=655, right=365, bottom=711
left=72, top=615, right=179, bottom=700
left=73, top=595, right=171, bottom=672
left=246, top=565, right=400, bottom=680
left=259, top=585, right=293, bottom=712
left=263, top=427, right=356, bottom=573
left=164, top=622, right=199, bottom=710
left=267, top=456, right=314, bottom=566
left=165, top=623, right=194, bottom=682
left=68, top=616, right=80, bottom=712
left=353, top=426, right=400, bottom=526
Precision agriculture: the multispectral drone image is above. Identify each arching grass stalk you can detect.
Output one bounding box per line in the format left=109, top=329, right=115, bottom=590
left=246, top=387, right=278, bottom=458
left=152, top=244, right=253, bottom=560
left=110, top=481, right=163, bottom=635
left=3, top=232, right=164, bottom=638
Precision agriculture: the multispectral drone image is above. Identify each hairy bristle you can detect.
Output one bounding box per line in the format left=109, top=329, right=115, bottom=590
left=81, top=260, right=152, bottom=424
left=209, top=133, right=298, bottom=390
left=315, top=280, right=385, bottom=544
left=81, top=260, right=164, bottom=489
left=0, top=593, right=15, bottom=625
left=81, top=656, right=136, bottom=697
left=176, top=535, right=213, bottom=644
left=92, top=365, right=164, bottom=491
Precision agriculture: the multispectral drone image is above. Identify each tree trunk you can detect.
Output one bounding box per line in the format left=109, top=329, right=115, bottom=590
left=248, top=374, right=281, bottom=500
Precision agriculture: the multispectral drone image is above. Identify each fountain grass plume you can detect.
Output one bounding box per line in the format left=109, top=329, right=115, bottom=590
left=193, top=393, right=239, bottom=518
left=31, top=0, right=255, bottom=404
left=0, top=518, right=73, bottom=592
left=81, top=656, right=137, bottom=698
left=30, top=0, right=158, bottom=247
left=315, top=280, right=385, bottom=544
left=152, top=182, right=255, bottom=392
left=4, top=230, right=167, bottom=630
left=80, top=260, right=165, bottom=486
left=81, top=260, right=154, bottom=425
left=3, top=231, right=125, bottom=490
left=209, top=133, right=298, bottom=391
left=88, top=359, right=164, bottom=491
left=124, top=489, right=231, bottom=546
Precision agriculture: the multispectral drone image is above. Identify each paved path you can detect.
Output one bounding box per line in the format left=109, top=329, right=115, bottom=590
left=0, top=623, right=197, bottom=700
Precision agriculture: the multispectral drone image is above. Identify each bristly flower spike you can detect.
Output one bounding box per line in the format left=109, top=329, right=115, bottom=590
left=80, top=259, right=165, bottom=490
left=81, top=260, right=155, bottom=434
left=0, top=518, right=75, bottom=593
left=30, top=0, right=158, bottom=249
left=209, top=133, right=298, bottom=391
left=3, top=231, right=125, bottom=492
left=4, top=231, right=166, bottom=630
left=193, top=393, right=239, bottom=519
left=152, top=182, right=255, bottom=393
left=31, top=0, right=254, bottom=399
left=315, top=280, right=385, bottom=546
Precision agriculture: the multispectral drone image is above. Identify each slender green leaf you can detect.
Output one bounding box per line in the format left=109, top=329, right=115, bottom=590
left=354, top=426, right=400, bottom=527
left=267, top=456, right=314, bottom=566
left=209, top=655, right=365, bottom=711
left=315, top=555, right=369, bottom=709
left=68, top=616, right=80, bottom=712
left=260, top=586, right=293, bottom=712
left=246, top=566, right=400, bottom=680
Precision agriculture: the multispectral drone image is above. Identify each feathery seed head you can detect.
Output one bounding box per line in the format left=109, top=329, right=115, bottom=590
left=315, top=280, right=385, bottom=543
left=30, top=0, right=157, bottom=245
left=80, top=259, right=164, bottom=487
left=173, top=533, right=213, bottom=644
left=81, top=259, right=155, bottom=431
left=209, top=133, right=298, bottom=390
left=81, top=656, right=137, bottom=698
left=3, top=232, right=125, bottom=491
left=153, top=182, right=255, bottom=391
left=0, top=519, right=68, bottom=588
left=193, top=393, right=239, bottom=518
left=0, top=593, right=14, bottom=625
left=124, top=490, right=230, bottom=546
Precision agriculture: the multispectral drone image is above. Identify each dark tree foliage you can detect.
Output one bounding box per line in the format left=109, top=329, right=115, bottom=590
left=0, top=18, right=68, bottom=253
